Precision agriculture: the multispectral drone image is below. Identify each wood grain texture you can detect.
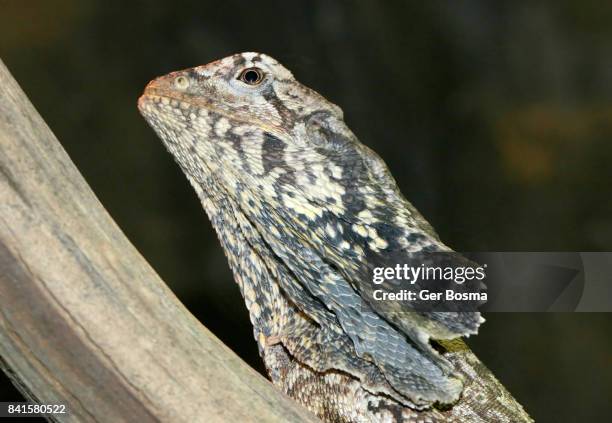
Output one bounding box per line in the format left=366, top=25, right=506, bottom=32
left=0, top=58, right=320, bottom=423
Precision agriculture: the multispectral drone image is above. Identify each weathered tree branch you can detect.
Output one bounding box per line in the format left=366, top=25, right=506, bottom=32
left=0, top=58, right=320, bottom=423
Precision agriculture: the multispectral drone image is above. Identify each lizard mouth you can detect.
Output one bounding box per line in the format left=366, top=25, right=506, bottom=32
left=138, top=89, right=237, bottom=127
left=138, top=87, right=287, bottom=138
left=138, top=87, right=204, bottom=112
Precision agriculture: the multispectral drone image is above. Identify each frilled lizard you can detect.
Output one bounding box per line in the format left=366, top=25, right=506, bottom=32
left=138, top=53, right=533, bottom=423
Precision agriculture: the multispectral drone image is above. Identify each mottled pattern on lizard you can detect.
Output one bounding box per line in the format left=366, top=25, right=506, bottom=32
left=138, top=52, right=533, bottom=422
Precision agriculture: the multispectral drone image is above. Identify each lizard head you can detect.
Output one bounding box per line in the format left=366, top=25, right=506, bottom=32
left=137, top=52, right=377, bottom=211
left=138, top=52, right=344, bottom=141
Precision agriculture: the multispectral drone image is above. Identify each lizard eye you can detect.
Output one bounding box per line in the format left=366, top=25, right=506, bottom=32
left=238, top=67, right=264, bottom=86
left=174, top=75, right=190, bottom=90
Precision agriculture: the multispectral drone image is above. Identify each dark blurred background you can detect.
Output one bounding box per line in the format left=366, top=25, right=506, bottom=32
left=1, top=1, right=611, bottom=422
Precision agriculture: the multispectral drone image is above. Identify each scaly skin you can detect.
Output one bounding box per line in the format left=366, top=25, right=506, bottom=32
left=138, top=52, right=532, bottom=423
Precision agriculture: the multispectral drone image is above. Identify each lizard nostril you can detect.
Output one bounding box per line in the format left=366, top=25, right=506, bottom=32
left=174, top=75, right=190, bottom=90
